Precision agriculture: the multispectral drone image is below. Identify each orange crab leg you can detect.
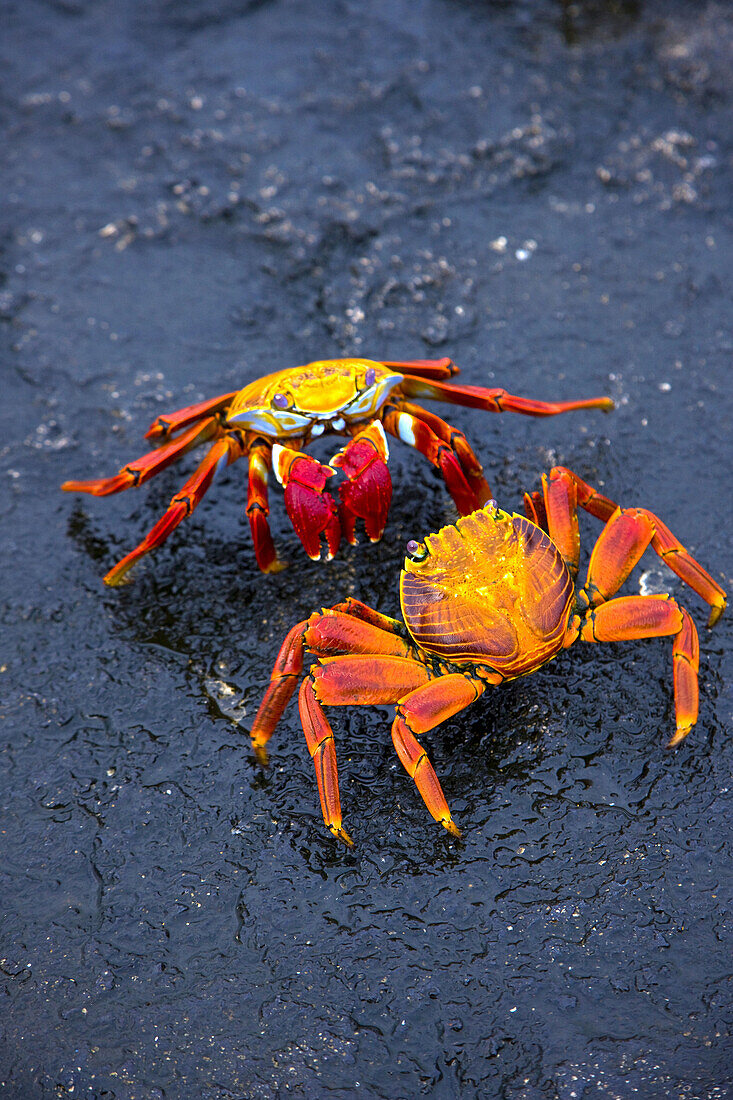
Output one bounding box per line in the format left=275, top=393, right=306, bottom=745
left=330, top=421, right=392, bottom=544
left=397, top=400, right=492, bottom=505
left=271, top=445, right=341, bottom=562
left=62, top=417, right=221, bottom=497
left=145, top=391, right=238, bottom=442
left=245, top=439, right=284, bottom=574
left=311, top=654, right=432, bottom=704
left=382, top=405, right=482, bottom=515
left=381, top=357, right=458, bottom=381
left=646, top=513, right=726, bottom=627
left=392, top=674, right=490, bottom=835
left=250, top=620, right=308, bottom=761
left=250, top=606, right=414, bottom=758
left=523, top=490, right=548, bottom=532
left=329, top=597, right=406, bottom=636
left=583, top=508, right=656, bottom=605
left=397, top=377, right=614, bottom=417
left=299, top=679, right=352, bottom=846
left=544, top=467, right=726, bottom=626
left=299, top=653, right=436, bottom=845
left=575, top=595, right=699, bottom=746
left=103, top=435, right=242, bottom=585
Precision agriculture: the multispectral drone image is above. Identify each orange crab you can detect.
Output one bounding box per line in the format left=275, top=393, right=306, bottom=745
left=251, top=467, right=726, bottom=845
left=62, top=357, right=612, bottom=582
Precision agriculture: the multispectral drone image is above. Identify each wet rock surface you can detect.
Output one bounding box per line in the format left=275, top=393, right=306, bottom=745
left=2, top=1, right=732, bottom=1096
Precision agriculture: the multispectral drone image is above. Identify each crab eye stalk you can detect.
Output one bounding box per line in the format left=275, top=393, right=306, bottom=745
left=406, top=539, right=428, bottom=562
left=272, top=393, right=290, bottom=409
left=364, top=367, right=376, bottom=387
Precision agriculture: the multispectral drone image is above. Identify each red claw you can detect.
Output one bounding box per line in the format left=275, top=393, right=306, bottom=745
left=273, top=446, right=341, bottom=561
left=331, top=423, right=392, bottom=543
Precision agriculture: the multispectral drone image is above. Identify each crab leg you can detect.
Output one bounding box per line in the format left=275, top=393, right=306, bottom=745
left=145, top=391, right=238, bottom=442
left=391, top=674, right=490, bottom=835
left=245, top=439, right=284, bottom=574
left=300, top=655, right=435, bottom=845
left=272, top=445, right=341, bottom=562
left=250, top=607, right=414, bottom=759
left=330, top=421, right=392, bottom=544
left=381, top=357, right=458, bottom=381
left=543, top=467, right=726, bottom=626
left=329, top=597, right=407, bottom=636
left=396, top=400, right=492, bottom=505
left=382, top=405, right=482, bottom=515
left=398, top=376, right=614, bottom=416
left=102, top=434, right=243, bottom=585
left=573, top=595, right=699, bottom=746
left=62, top=417, right=221, bottom=497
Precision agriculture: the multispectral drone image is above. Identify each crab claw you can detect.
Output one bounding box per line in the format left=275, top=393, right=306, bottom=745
left=272, top=445, right=341, bottom=561
left=331, top=422, right=392, bottom=544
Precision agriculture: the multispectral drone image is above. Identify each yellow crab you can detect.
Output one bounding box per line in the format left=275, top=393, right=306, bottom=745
left=63, top=356, right=612, bottom=582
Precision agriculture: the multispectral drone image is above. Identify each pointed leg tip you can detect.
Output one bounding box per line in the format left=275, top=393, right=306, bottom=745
left=708, top=603, right=725, bottom=628
left=667, top=728, right=691, bottom=749
left=104, top=566, right=134, bottom=587
left=330, top=824, right=354, bottom=847
left=252, top=742, right=269, bottom=767
left=442, top=817, right=462, bottom=839
left=262, top=558, right=288, bottom=575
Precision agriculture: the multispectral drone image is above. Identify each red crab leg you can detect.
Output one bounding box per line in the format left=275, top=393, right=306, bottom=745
left=382, top=405, right=481, bottom=515
left=250, top=607, right=414, bottom=759
left=145, top=391, right=238, bottom=442
left=272, top=445, right=341, bottom=562
left=300, top=655, right=434, bottom=845
left=397, top=376, right=614, bottom=416
left=103, top=434, right=243, bottom=585
left=397, top=400, right=492, bottom=505
left=573, top=595, right=699, bottom=747
left=245, top=439, right=284, bottom=574
left=381, top=357, right=458, bottom=381
left=62, top=417, right=221, bottom=497
left=392, top=673, right=493, bottom=836
left=331, top=421, right=392, bottom=544
left=544, top=467, right=726, bottom=626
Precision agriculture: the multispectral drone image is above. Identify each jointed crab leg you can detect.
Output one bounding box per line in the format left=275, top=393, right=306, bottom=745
left=571, top=595, right=700, bottom=746
left=250, top=606, right=415, bottom=758
left=145, top=391, right=239, bottom=442
left=398, top=377, right=615, bottom=417
left=541, top=467, right=726, bottom=625
left=381, top=357, right=458, bottom=381
left=271, top=445, right=341, bottom=562
left=62, top=417, right=222, bottom=497
left=103, top=434, right=243, bottom=585
left=299, top=678, right=351, bottom=845
left=392, top=673, right=491, bottom=835
left=302, top=656, right=432, bottom=845
left=245, top=438, right=283, bottom=574
left=394, top=400, right=492, bottom=505
left=382, top=405, right=483, bottom=515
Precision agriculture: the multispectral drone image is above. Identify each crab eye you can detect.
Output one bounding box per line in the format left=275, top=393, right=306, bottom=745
left=406, top=539, right=428, bottom=562
left=272, top=393, right=289, bottom=409
left=364, top=367, right=376, bottom=387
